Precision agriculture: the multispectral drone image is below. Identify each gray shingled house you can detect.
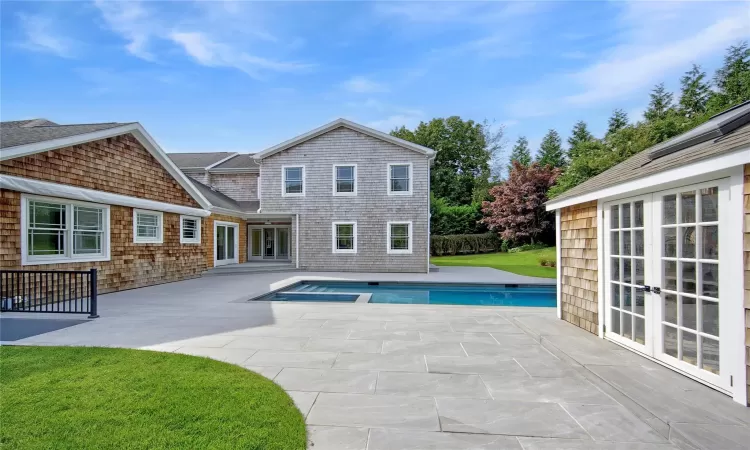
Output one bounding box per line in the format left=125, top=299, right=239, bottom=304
left=545, top=102, right=750, bottom=405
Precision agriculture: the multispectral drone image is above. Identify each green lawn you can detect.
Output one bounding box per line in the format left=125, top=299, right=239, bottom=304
left=0, top=346, right=306, bottom=450
left=431, top=247, right=557, bottom=278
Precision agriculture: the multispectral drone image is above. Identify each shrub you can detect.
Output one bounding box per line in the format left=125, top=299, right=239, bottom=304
left=539, top=257, right=556, bottom=267
left=500, top=240, right=510, bottom=253
left=431, top=194, right=485, bottom=236
left=508, top=243, right=548, bottom=253
left=431, top=233, right=501, bottom=256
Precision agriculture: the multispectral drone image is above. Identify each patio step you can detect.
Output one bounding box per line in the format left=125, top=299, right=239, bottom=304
left=202, top=262, right=296, bottom=277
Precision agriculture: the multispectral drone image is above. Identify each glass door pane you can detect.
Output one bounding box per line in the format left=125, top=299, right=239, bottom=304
left=606, top=199, right=648, bottom=348
left=251, top=229, right=262, bottom=257
left=227, top=226, right=235, bottom=260
left=216, top=225, right=226, bottom=261
left=263, top=228, right=275, bottom=259
left=277, top=228, right=289, bottom=259
left=656, top=185, right=720, bottom=375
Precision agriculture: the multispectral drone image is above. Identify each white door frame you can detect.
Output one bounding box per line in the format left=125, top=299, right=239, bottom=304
left=248, top=225, right=291, bottom=261
left=214, top=221, right=239, bottom=266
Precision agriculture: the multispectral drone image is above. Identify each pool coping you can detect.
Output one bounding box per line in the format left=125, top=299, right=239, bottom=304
left=246, top=279, right=555, bottom=305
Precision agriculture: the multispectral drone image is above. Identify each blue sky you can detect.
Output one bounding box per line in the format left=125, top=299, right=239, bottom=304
left=2, top=1, right=748, bottom=160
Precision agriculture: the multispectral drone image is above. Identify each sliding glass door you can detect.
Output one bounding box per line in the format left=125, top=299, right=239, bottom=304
left=215, top=222, right=238, bottom=266
left=249, top=226, right=291, bottom=261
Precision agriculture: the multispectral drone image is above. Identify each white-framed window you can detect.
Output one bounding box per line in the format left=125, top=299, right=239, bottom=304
left=387, top=221, right=413, bottom=254
left=388, top=163, right=412, bottom=195
left=333, top=164, right=357, bottom=196
left=133, top=209, right=163, bottom=244
left=180, top=215, right=201, bottom=244
left=282, top=165, right=305, bottom=197
left=21, top=194, right=110, bottom=265
left=332, top=221, right=357, bottom=254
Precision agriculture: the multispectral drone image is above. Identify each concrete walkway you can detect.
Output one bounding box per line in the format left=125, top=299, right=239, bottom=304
left=4, top=267, right=749, bottom=449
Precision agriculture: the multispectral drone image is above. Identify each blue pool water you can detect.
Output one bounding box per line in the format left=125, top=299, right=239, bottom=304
left=259, top=281, right=556, bottom=307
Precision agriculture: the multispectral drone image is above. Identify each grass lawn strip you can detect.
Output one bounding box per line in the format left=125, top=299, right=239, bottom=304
left=430, top=248, right=557, bottom=278
left=0, top=346, right=306, bottom=450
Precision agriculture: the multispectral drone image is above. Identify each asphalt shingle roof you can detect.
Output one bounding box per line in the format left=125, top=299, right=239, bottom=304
left=550, top=121, right=750, bottom=204
left=210, top=154, right=259, bottom=170
left=0, top=119, right=130, bottom=149
left=167, top=152, right=237, bottom=169
left=189, top=178, right=259, bottom=213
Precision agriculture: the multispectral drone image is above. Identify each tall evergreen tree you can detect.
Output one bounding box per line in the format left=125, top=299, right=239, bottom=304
left=607, top=109, right=629, bottom=135
left=567, top=121, right=594, bottom=159
left=644, top=83, right=674, bottom=121
left=536, top=129, right=566, bottom=168
left=679, top=64, right=710, bottom=118
left=708, top=41, right=750, bottom=111
left=508, top=136, right=531, bottom=173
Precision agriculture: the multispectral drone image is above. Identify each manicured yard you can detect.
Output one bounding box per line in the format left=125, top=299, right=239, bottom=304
left=0, top=346, right=306, bottom=450
left=431, top=247, right=557, bottom=278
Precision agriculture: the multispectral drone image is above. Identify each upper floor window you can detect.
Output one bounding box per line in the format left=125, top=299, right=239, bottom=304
left=333, top=164, right=357, bottom=196
left=23, top=195, right=110, bottom=265
left=134, top=209, right=163, bottom=244
left=180, top=216, right=201, bottom=244
left=387, top=221, right=412, bottom=254
left=283, top=166, right=305, bottom=197
left=388, top=163, right=412, bottom=195
left=332, top=221, right=357, bottom=254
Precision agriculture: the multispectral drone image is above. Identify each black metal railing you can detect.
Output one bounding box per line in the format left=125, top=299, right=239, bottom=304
left=0, top=268, right=98, bottom=318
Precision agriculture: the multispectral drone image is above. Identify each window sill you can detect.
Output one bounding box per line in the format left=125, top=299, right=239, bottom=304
left=134, top=239, right=163, bottom=244
left=332, top=250, right=357, bottom=254
left=282, top=193, right=305, bottom=198
left=387, top=191, right=413, bottom=196
left=22, top=255, right=110, bottom=266
left=387, top=250, right=413, bottom=255
left=333, top=192, right=357, bottom=197
left=180, top=240, right=201, bottom=245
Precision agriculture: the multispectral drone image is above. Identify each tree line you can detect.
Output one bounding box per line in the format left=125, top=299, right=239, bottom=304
left=391, top=41, right=750, bottom=248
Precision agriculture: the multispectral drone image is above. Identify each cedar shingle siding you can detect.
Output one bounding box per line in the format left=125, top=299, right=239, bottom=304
left=259, top=127, right=429, bottom=272
left=560, top=201, right=599, bottom=334
left=0, top=134, right=207, bottom=293
left=203, top=214, right=247, bottom=269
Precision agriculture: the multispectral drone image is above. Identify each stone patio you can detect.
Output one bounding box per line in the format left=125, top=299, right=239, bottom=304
left=3, top=267, right=749, bottom=449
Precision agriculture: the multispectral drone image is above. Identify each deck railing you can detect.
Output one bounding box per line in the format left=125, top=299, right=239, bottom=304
left=0, top=268, right=98, bottom=318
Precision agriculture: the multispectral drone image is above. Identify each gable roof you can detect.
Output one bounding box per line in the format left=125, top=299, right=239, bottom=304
left=546, top=117, right=750, bottom=210
left=0, top=119, right=211, bottom=210
left=167, top=152, right=237, bottom=170
left=188, top=177, right=259, bottom=214
left=1, top=120, right=131, bottom=149
left=253, top=118, right=437, bottom=160
left=211, top=153, right=260, bottom=171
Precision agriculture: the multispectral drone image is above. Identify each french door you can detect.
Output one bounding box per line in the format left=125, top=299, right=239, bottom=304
left=603, top=179, right=731, bottom=392
left=215, top=222, right=239, bottom=266
left=249, top=227, right=290, bottom=261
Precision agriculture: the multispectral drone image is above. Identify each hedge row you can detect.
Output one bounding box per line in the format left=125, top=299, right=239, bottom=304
left=430, top=233, right=502, bottom=256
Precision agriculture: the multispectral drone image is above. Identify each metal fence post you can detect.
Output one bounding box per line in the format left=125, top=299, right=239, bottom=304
left=88, top=268, right=99, bottom=319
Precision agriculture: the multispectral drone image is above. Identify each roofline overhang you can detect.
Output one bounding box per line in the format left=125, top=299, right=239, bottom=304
left=209, top=206, right=296, bottom=220
left=207, top=168, right=259, bottom=174
left=0, top=123, right=213, bottom=210
left=252, top=118, right=436, bottom=161
left=545, top=146, right=750, bottom=211
left=205, top=153, right=241, bottom=170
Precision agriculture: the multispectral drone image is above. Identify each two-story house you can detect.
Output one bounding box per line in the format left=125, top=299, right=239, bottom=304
left=169, top=119, right=436, bottom=273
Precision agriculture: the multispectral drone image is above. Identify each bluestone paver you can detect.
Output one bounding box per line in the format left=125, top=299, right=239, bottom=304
left=275, top=368, right=378, bottom=394
left=307, top=393, right=440, bottom=430
left=376, top=372, right=490, bottom=398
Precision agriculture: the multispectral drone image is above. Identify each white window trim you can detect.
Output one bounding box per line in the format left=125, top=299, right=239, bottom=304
left=387, top=162, right=413, bottom=196
left=387, top=221, right=413, bottom=254
left=21, top=194, right=111, bottom=266
left=332, top=221, right=357, bottom=254
left=179, top=215, right=201, bottom=244
left=332, top=164, right=358, bottom=196
left=214, top=220, right=240, bottom=266
left=282, top=165, right=306, bottom=197
left=133, top=209, right=163, bottom=244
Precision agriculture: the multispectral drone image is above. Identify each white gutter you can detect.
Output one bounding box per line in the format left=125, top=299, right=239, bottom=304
left=2, top=175, right=210, bottom=217
left=295, top=213, right=300, bottom=269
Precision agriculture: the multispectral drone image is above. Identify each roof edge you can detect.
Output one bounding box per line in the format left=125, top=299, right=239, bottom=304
left=253, top=118, right=436, bottom=160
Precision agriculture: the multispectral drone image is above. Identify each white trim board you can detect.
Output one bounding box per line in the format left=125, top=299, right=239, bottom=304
left=546, top=147, right=750, bottom=211
left=0, top=122, right=212, bottom=210
left=2, top=175, right=210, bottom=217
left=253, top=118, right=436, bottom=160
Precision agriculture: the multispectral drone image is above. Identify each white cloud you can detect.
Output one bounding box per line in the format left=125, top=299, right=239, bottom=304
left=504, top=1, right=749, bottom=118
left=16, top=13, right=74, bottom=57
left=366, top=112, right=424, bottom=132
left=169, top=31, right=312, bottom=79
left=342, top=76, right=389, bottom=93
left=94, top=0, right=155, bottom=60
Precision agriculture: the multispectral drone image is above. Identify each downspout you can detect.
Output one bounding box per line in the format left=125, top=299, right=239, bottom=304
left=426, top=155, right=432, bottom=274
left=555, top=209, right=562, bottom=320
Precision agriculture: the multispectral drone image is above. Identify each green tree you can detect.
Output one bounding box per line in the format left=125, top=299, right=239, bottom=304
left=606, top=109, right=629, bottom=136
left=707, top=41, right=750, bottom=112
left=391, top=117, right=492, bottom=206
left=508, top=136, right=531, bottom=172
left=644, top=83, right=674, bottom=121
left=679, top=64, right=710, bottom=118
left=535, top=129, right=566, bottom=168
left=567, top=120, right=594, bottom=159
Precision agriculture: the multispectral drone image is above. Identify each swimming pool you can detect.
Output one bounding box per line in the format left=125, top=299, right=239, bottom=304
left=254, top=281, right=556, bottom=307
